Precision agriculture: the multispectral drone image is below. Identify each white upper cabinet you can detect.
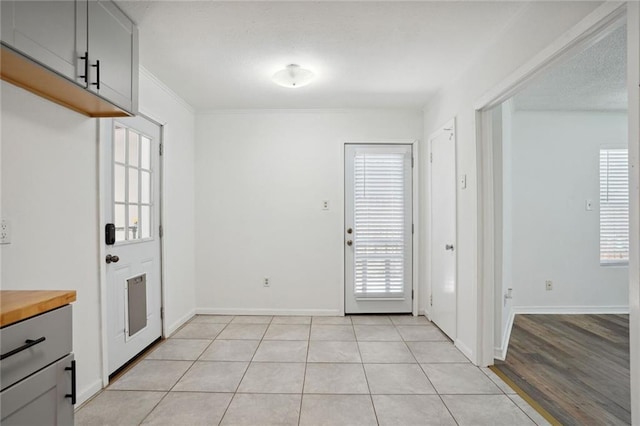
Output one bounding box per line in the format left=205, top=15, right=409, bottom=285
left=1, top=1, right=87, bottom=85
left=87, top=0, right=138, bottom=113
left=1, top=0, right=138, bottom=116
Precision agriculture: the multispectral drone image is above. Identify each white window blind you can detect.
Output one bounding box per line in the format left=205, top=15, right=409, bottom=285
left=600, top=148, right=629, bottom=265
left=354, top=152, right=407, bottom=297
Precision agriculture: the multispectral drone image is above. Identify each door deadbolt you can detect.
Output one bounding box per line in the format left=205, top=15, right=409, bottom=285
left=347, top=228, right=353, bottom=234
left=346, top=240, right=353, bottom=246
left=106, top=254, right=120, bottom=264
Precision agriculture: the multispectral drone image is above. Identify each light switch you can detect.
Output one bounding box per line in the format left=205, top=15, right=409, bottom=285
left=459, top=174, right=467, bottom=189
left=585, top=199, right=593, bottom=211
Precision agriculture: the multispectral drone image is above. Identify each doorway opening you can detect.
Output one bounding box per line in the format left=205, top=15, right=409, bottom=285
left=476, top=5, right=633, bottom=423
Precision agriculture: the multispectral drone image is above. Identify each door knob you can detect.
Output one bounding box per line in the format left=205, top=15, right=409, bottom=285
left=445, top=244, right=454, bottom=251
left=347, top=228, right=353, bottom=234
left=106, top=254, right=120, bottom=264
left=346, top=240, right=353, bottom=246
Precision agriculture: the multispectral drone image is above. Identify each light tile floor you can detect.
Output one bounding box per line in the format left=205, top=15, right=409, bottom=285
left=76, top=315, right=550, bottom=426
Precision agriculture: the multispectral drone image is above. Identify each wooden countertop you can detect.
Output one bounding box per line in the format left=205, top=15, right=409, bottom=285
left=0, top=290, right=76, bottom=327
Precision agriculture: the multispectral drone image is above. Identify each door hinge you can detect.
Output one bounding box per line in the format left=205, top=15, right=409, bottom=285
left=159, top=143, right=163, bottom=156
left=159, top=225, right=163, bottom=238
left=430, top=152, right=433, bottom=163
left=412, top=224, right=414, bottom=234
left=411, top=156, right=414, bottom=168
left=430, top=295, right=433, bottom=306
left=412, top=289, right=414, bottom=300
left=160, top=307, right=164, bottom=320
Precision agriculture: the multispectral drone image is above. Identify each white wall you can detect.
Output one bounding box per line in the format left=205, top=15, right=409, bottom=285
left=0, top=70, right=197, bottom=405
left=195, top=110, right=423, bottom=315
left=508, top=110, right=628, bottom=310
left=422, top=1, right=604, bottom=362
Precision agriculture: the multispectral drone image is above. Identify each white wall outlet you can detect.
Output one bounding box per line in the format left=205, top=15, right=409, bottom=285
left=263, top=277, right=270, bottom=287
left=459, top=174, right=467, bottom=189
left=322, top=200, right=330, bottom=210
left=1, top=220, right=11, bottom=244
left=585, top=199, right=593, bottom=211
left=545, top=280, right=553, bottom=291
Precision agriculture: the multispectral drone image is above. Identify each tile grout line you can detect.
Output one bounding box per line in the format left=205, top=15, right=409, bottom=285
left=354, top=317, right=382, bottom=425
left=136, top=315, right=235, bottom=425
left=297, top=322, right=313, bottom=426
left=403, top=318, right=461, bottom=426
left=217, top=316, right=273, bottom=426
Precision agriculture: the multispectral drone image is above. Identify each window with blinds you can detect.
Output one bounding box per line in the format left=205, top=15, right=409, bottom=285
left=600, top=148, right=629, bottom=265
left=353, top=152, right=408, bottom=297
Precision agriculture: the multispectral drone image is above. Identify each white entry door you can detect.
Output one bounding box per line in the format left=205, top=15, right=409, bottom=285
left=101, top=116, right=163, bottom=375
left=429, top=122, right=457, bottom=339
left=345, top=144, right=413, bottom=314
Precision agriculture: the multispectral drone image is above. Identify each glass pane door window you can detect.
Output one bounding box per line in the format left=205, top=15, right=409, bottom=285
left=113, top=123, right=154, bottom=243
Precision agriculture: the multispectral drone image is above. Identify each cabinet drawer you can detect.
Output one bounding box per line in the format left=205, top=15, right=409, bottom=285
left=0, top=305, right=72, bottom=391
left=1, top=354, right=74, bottom=426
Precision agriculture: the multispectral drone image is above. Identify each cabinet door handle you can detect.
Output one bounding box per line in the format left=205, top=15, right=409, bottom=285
left=91, top=60, right=101, bottom=90
left=0, top=336, right=46, bottom=361
left=65, top=360, right=77, bottom=405
left=79, top=52, right=88, bottom=86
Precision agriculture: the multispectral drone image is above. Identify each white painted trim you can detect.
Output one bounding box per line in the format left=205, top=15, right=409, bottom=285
left=474, top=2, right=629, bottom=370
left=494, top=308, right=515, bottom=361
left=455, top=339, right=474, bottom=363
left=196, top=308, right=342, bottom=316
left=76, top=379, right=103, bottom=408
left=197, top=108, right=422, bottom=116
left=139, top=66, right=195, bottom=114
left=627, top=2, right=640, bottom=422
left=167, top=308, right=196, bottom=336
left=511, top=306, right=630, bottom=315
left=474, top=2, right=627, bottom=110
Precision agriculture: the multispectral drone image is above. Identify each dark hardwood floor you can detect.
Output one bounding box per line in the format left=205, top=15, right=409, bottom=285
left=494, top=314, right=630, bottom=425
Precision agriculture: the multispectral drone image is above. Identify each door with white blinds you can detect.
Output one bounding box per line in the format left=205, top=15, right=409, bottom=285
left=345, top=144, right=413, bottom=314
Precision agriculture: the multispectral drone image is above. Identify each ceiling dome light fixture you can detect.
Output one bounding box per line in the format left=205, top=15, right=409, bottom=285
left=272, top=64, right=315, bottom=88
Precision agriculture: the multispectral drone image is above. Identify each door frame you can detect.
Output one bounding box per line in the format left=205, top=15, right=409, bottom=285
left=340, top=139, right=420, bottom=316
left=426, top=119, right=457, bottom=335
left=97, top=112, right=166, bottom=387
left=473, top=4, right=638, bottom=422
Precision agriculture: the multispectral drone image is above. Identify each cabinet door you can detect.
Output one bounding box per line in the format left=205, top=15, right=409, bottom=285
left=88, top=0, right=138, bottom=113
left=1, top=0, right=87, bottom=86
left=0, top=354, right=74, bottom=426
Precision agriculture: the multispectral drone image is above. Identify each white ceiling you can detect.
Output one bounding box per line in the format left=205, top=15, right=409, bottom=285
left=117, top=1, right=526, bottom=110
left=513, top=23, right=627, bottom=112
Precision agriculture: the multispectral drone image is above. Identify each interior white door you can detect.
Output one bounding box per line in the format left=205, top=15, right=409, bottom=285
left=345, top=144, right=413, bottom=314
left=102, top=115, right=162, bottom=375
left=430, top=123, right=457, bottom=339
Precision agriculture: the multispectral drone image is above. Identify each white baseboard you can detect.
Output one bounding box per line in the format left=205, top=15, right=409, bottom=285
left=454, top=339, right=474, bottom=363
left=493, top=305, right=629, bottom=361
left=510, top=305, right=629, bottom=315
left=76, top=379, right=103, bottom=408
left=166, top=308, right=196, bottom=336
left=196, top=308, right=342, bottom=316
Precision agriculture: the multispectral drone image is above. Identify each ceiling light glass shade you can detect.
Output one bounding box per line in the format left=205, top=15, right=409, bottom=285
left=272, top=64, right=315, bottom=88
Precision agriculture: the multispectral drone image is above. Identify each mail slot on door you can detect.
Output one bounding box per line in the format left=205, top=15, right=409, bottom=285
left=127, top=274, right=147, bottom=337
